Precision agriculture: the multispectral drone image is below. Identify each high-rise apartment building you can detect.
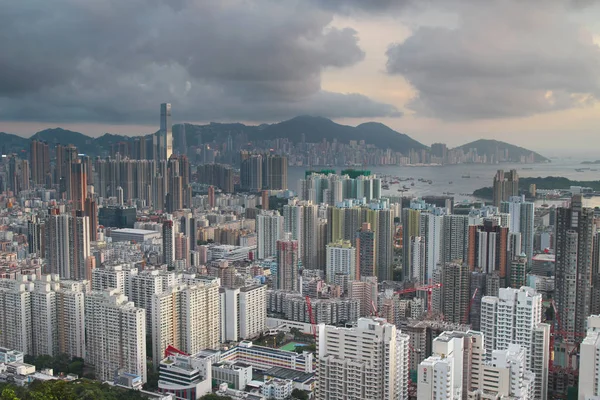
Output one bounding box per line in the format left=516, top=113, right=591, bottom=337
left=240, top=153, right=263, bottom=192
left=493, top=169, right=519, bottom=207
left=220, top=285, right=266, bottom=343
left=480, top=345, right=535, bottom=399
left=30, top=140, right=50, bottom=186
left=501, top=195, right=535, bottom=262
left=256, top=210, right=283, bottom=259
left=480, top=287, right=550, bottom=399
left=367, top=207, right=395, bottom=282
left=418, top=330, right=485, bottom=399
left=555, top=195, right=595, bottom=342
left=420, top=208, right=446, bottom=281
left=441, top=262, right=471, bottom=324
left=316, top=317, right=409, bottom=400
left=163, top=219, right=175, bottom=269
left=262, top=155, right=288, bottom=190
left=129, top=270, right=168, bottom=332
left=402, top=208, right=422, bottom=281
left=151, top=282, right=220, bottom=367
left=348, top=276, right=378, bottom=317
left=468, top=218, right=509, bottom=279
left=276, top=234, right=299, bottom=292
left=441, top=214, right=469, bottom=264
left=325, top=240, right=356, bottom=292
left=70, top=160, right=87, bottom=211
left=44, top=211, right=91, bottom=280
left=91, top=264, right=132, bottom=295
left=0, top=276, right=86, bottom=360
left=578, top=315, right=600, bottom=399
left=356, top=222, right=375, bottom=278
left=86, top=289, right=147, bottom=383
left=0, top=279, right=33, bottom=355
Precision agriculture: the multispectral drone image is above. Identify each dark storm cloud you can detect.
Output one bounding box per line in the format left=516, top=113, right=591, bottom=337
left=0, top=0, right=399, bottom=124
left=385, top=1, right=600, bottom=119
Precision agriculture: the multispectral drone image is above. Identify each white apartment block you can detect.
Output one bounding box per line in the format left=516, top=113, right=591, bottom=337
left=31, top=278, right=58, bottom=357
left=220, top=285, right=266, bottom=343
left=85, top=289, right=146, bottom=383
left=479, top=345, right=535, bottom=400
left=152, top=281, right=220, bottom=366
left=417, top=330, right=485, bottom=400
left=256, top=210, right=283, bottom=260
left=0, top=279, right=33, bottom=355
left=129, top=269, right=168, bottom=332
left=56, top=287, right=86, bottom=359
left=91, top=264, right=133, bottom=295
left=326, top=240, right=356, bottom=291
left=579, top=315, right=600, bottom=400
left=316, top=317, right=409, bottom=400
left=0, top=275, right=85, bottom=360
left=480, top=286, right=550, bottom=400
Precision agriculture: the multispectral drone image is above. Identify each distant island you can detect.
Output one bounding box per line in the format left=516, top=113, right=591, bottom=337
left=473, top=176, right=600, bottom=199
left=581, top=160, right=600, bottom=165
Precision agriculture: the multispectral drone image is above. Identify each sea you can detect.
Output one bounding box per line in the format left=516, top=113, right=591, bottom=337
left=287, top=159, right=600, bottom=206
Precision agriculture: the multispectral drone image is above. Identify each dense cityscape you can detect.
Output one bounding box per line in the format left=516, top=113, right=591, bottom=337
left=0, top=103, right=599, bottom=400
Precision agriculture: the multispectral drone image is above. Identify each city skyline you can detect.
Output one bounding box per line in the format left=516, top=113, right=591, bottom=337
left=2, top=1, right=600, bottom=153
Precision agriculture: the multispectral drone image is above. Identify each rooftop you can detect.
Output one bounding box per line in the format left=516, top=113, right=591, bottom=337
left=263, top=366, right=314, bottom=383
left=111, top=228, right=159, bottom=235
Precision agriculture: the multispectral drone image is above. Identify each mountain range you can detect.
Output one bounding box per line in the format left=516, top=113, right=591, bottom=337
left=0, top=115, right=548, bottom=162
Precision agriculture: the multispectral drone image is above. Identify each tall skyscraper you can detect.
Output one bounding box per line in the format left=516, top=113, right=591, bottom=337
left=162, top=219, right=175, bottom=269
left=151, top=282, right=220, bottom=366
left=402, top=208, right=422, bottom=281
left=70, top=160, right=87, bottom=211
left=256, top=210, right=283, bottom=259
left=356, top=222, right=375, bottom=279
left=501, top=195, right=535, bottom=262
left=208, top=185, right=216, bottom=208
left=276, top=234, right=299, bottom=292
left=86, top=289, right=147, bottom=383
left=493, top=169, right=519, bottom=207
left=154, top=103, right=173, bottom=164
left=480, top=287, right=550, bottom=399
left=555, top=195, right=595, bottom=342
left=84, top=197, right=98, bottom=242
left=30, top=140, right=50, bottom=185
left=316, top=318, right=409, bottom=400
left=421, top=208, right=446, bottom=281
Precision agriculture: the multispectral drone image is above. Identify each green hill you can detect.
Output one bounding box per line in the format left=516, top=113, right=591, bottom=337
left=455, top=139, right=549, bottom=163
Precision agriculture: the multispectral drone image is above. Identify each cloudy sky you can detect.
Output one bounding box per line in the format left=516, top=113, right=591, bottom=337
left=2, top=0, right=600, bottom=154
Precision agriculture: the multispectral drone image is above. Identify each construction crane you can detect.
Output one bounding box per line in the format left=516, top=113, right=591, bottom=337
left=305, top=296, right=317, bottom=340
left=548, top=299, right=585, bottom=373
left=395, top=283, right=442, bottom=313
left=462, top=288, right=479, bottom=325
left=370, top=300, right=379, bottom=317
